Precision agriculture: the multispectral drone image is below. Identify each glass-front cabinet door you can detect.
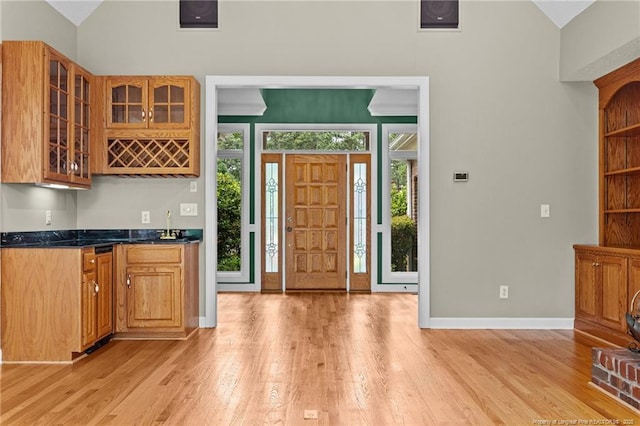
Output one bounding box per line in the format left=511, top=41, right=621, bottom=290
left=71, top=65, right=92, bottom=186
left=43, top=50, right=93, bottom=187
left=106, top=77, right=190, bottom=129
left=44, top=50, right=70, bottom=183
left=106, top=77, right=148, bottom=129
left=148, top=77, right=190, bottom=129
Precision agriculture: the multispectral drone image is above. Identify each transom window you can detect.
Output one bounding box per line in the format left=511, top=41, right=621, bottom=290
left=263, top=131, right=369, bottom=151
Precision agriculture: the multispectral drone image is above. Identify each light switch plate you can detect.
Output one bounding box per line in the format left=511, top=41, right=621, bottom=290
left=540, top=204, right=550, bottom=218
left=180, top=203, right=198, bottom=216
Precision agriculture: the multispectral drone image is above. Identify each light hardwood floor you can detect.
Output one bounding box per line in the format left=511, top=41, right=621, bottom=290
left=1, top=293, right=639, bottom=425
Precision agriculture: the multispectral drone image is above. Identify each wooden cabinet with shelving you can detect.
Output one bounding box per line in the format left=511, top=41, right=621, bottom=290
left=1, top=247, right=113, bottom=362
left=573, top=59, right=640, bottom=345
left=95, top=76, right=200, bottom=176
left=596, top=58, right=640, bottom=246
left=114, top=243, right=199, bottom=339
left=1, top=41, right=98, bottom=189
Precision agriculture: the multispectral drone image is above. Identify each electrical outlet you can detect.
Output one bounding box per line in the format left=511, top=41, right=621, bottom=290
left=45, top=210, right=52, bottom=226
left=141, top=211, right=150, bottom=224
left=499, top=285, right=509, bottom=299
left=180, top=203, right=198, bottom=216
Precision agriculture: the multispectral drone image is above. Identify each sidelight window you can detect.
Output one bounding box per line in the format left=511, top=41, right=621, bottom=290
left=382, top=125, right=418, bottom=283
left=217, top=125, right=249, bottom=282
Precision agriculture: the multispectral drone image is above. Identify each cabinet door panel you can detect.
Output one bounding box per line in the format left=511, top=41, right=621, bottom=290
left=106, top=77, right=148, bottom=129
left=43, top=50, right=72, bottom=183
left=81, top=271, right=98, bottom=348
left=96, top=253, right=113, bottom=339
left=71, top=69, right=92, bottom=186
left=148, top=77, right=190, bottom=129
left=629, top=259, right=640, bottom=314
left=575, top=252, right=598, bottom=319
left=126, top=266, right=182, bottom=328
left=600, top=255, right=628, bottom=331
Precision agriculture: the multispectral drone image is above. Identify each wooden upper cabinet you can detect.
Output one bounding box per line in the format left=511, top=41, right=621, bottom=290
left=106, top=76, right=191, bottom=130
left=1, top=41, right=94, bottom=189
left=99, top=75, right=200, bottom=176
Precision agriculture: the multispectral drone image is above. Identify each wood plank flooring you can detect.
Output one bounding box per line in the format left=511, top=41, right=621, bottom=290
left=1, top=293, right=639, bottom=425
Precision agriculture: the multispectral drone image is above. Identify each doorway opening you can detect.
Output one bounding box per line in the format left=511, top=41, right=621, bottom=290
left=205, top=76, right=430, bottom=328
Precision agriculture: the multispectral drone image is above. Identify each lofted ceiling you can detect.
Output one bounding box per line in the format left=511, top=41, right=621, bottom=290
left=45, top=0, right=594, bottom=28
left=43, top=0, right=597, bottom=115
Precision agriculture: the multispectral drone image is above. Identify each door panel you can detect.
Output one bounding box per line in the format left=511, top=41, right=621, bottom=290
left=285, top=154, right=346, bottom=290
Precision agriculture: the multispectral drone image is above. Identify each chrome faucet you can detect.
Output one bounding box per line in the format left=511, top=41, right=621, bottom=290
left=160, top=210, right=177, bottom=240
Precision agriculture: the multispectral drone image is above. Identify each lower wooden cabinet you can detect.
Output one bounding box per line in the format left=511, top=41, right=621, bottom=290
left=1, top=247, right=114, bottom=362
left=574, top=245, right=640, bottom=345
left=114, top=243, right=199, bottom=339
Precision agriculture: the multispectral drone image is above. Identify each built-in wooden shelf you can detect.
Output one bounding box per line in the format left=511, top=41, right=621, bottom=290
left=605, top=166, right=640, bottom=176
left=604, top=208, right=640, bottom=214
left=605, top=122, right=640, bottom=138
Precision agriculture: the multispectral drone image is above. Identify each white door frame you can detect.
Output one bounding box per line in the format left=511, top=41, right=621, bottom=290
left=204, top=76, right=430, bottom=328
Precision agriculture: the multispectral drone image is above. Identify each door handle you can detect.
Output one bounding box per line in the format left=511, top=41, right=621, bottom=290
left=286, top=227, right=293, bottom=232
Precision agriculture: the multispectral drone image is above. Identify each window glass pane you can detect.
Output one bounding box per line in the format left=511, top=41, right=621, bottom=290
left=218, top=132, right=244, bottom=150
left=390, top=158, right=418, bottom=272
left=170, top=85, right=184, bottom=103
left=217, top=158, right=242, bottom=272
left=353, top=163, right=367, bottom=273
left=154, top=85, right=168, bottom=103
left=265, top=163, right=279, bottom=273
left=265, top=131, right=368, bottom=151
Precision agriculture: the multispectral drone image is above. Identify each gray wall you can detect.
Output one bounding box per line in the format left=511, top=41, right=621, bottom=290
left=0, top=0, right=618, bottom=319
left=1, top=0, right=77, bottom=59
left=561, top=0, right=640, bottom=81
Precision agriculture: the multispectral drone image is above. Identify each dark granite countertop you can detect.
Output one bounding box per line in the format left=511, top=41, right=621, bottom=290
left=0, top=229, right=203, bottom=248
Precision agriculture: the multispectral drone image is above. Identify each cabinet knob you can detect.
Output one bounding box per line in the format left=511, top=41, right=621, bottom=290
left=149, top=109, right=153, bottom=122
left=126, top=273, right=131, bottom=289
left=141, top=109, right=146, bottom=121
left=90, top=259, right=95, bottom=264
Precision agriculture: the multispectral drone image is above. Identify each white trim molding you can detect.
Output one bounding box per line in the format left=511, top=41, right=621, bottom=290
left=429, top=317, right=574, bottom=330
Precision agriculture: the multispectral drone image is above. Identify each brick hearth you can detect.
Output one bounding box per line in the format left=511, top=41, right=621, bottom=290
left=592, top=347, right=640, bottom=409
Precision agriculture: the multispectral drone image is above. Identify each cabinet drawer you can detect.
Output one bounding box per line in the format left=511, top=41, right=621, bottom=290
left=125, top=245, right=182, bottom=264
left=83, top=251, right=96, bottom=271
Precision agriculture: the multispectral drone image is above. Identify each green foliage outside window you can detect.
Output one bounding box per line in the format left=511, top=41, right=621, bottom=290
left=217, top=169, right=242, bottom=271
left=391, top=215, right=416, bottom=272
left=265, top=131, right=367, bottom=151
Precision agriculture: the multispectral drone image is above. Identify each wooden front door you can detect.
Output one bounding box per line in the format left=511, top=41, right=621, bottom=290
left=285, top=154, right=347, bottom=290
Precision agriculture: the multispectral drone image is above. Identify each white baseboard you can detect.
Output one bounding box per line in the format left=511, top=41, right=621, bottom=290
left=372, top=284, right=418, bottom=293
left=429, top=317, right=574, bottom=330
left=217, top=284, right=260, bottom=292
left=199, top=316, right=209, bottom=328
